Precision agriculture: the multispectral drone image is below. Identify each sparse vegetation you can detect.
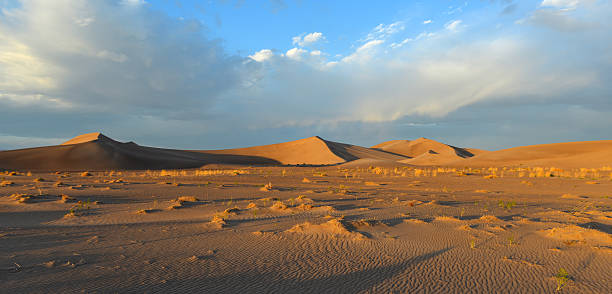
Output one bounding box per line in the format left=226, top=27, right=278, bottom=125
left=555, top=268, right=570, bottom=291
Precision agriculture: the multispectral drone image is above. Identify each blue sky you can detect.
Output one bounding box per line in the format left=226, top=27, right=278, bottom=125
left=0, top=0, right=610, bottom=150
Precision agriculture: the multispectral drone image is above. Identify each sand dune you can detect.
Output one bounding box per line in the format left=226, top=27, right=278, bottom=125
left=457, top=140, right=612, bottom=168
left=373, top=138, right=482, bottom=165
left=3, top=133, right=612, bottom=170
left=0, top=133, right=278, bottom=171
left=0, top=133, right=408, bottom=171
left=202, top=136, right=406, bottom=165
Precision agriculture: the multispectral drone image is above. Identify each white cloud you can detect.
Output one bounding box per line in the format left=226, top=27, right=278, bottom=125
left=0, top=0, right=246, bottom=116
left=540, top=0, right=581, bottom=9
left=121, top=0, right=146, bottom=6
left=445, top=20, right=463, bottom=31
left=249, top=49, right=274, bottom=62
left=363, top=21, right=404, bottom=42
left=310, top=50, right=322, bottom=56
left=423, top=20, right=432, bottom=24
left=341, top=40, right=384, bottom=63
left=390, top=38, right=412, bottom=49
left=285, top=47, right=308, bottom=60
left=292, top=32, right=324, bottom=47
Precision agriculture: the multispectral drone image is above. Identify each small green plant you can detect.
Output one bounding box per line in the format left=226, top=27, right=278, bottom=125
left=507, top=236, right=515, bottom=246
left=498, top=200, right=516, bottom=210
left=555, top=268, right=569, bottom=291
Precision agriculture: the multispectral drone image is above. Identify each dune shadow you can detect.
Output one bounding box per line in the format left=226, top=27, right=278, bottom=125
left=579, top=221, right=612, bottom=234
left=0, top=210, right=69, bottom=228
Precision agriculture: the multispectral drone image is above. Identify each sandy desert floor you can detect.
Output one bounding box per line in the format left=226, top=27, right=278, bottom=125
left=1, top=166, right=611, bottom=293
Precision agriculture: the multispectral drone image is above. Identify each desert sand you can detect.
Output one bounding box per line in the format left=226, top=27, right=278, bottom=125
left=1, top=133, right=611, bottom=293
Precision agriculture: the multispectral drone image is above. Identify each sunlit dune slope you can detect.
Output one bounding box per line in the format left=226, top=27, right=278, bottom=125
left=456, top=140, right=612, bottom=168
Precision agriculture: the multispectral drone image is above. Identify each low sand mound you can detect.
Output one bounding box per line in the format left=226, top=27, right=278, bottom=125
left=373, top=138, right=482, bottom=166
left=203, top=136, right=406, bottom=165
left=286, top=219, right=366, bottom=239
left=542, top=225, right=612, bottom=246
left=457, top=140, right=612, bottom=168
left=0, top=132, right=278, bottom=171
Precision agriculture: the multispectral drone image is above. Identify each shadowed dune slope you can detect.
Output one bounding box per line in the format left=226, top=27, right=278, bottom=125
left=202, top=136, right=407, bottom=165
left=372, top=138, right=484, bottom=165
left=456, top=140, right=612, bottom=168
left=0, top=133, right=279, bottom=171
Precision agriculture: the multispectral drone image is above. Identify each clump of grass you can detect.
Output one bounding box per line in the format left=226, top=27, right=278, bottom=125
left=177, top=196, right=199, bottom=202
left=259, top=182, right=273, bottom=192
left=65, top=200, right=92, bottom=217
left=555, top=268, right=570, bottom=291
left=80, top=171, right=92, bottom=177
left=507, top=236, right=515, bottom=246
left=11, top=193, right=35, bottom=203
left=498, top=200, right=516, bottom=210
left=59, top=194, right=76, bottom=203
left=33, top=177, right=45, bottom=182
left=0, top=180, right=15, bottom=187
left=270, top=201, right=288, bottom=210
left=470, top=239, right=476, bottom=249
left=224, top=207, right=240, bottom=215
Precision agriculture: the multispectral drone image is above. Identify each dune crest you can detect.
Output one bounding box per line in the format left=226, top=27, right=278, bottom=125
left=61, top=132, right=110, bottom=145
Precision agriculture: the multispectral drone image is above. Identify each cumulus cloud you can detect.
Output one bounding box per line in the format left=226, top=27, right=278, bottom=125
left=285, top=47, right=308, bottom=60
left=249, top=49, right=274, bottom=62
left=423, top=20, right=432, bottom=24
left=0, top=0, right=247, bottom=118
left=292, top=32, right=324, bottom=47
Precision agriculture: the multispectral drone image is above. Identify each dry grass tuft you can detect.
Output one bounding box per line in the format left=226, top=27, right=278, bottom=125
left=224, top=207, right=240, bottom=215
left=0, top=180, right=15, bottom=187
left=59, top=194, right=76, bottom=203
left=259, top=182, right=273, bottom=192
left=270, top=201, right=288, bottom=210
left=177, top=196, right=199, bottom=202
left=81, top=171, right=92, bottom=177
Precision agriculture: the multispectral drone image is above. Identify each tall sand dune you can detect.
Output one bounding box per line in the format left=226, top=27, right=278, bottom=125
left=0, top=132, right=278, bottom=171
left=373, top=138, right=484, bottom=165
left=202, top=136, right=407, bottom=165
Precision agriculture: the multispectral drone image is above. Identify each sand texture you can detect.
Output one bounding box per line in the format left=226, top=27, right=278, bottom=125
left=1, top=164, right=611, bottom=293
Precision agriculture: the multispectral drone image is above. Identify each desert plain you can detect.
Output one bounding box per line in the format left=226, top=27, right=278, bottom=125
left=1, top=133, right=611, bottom=293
